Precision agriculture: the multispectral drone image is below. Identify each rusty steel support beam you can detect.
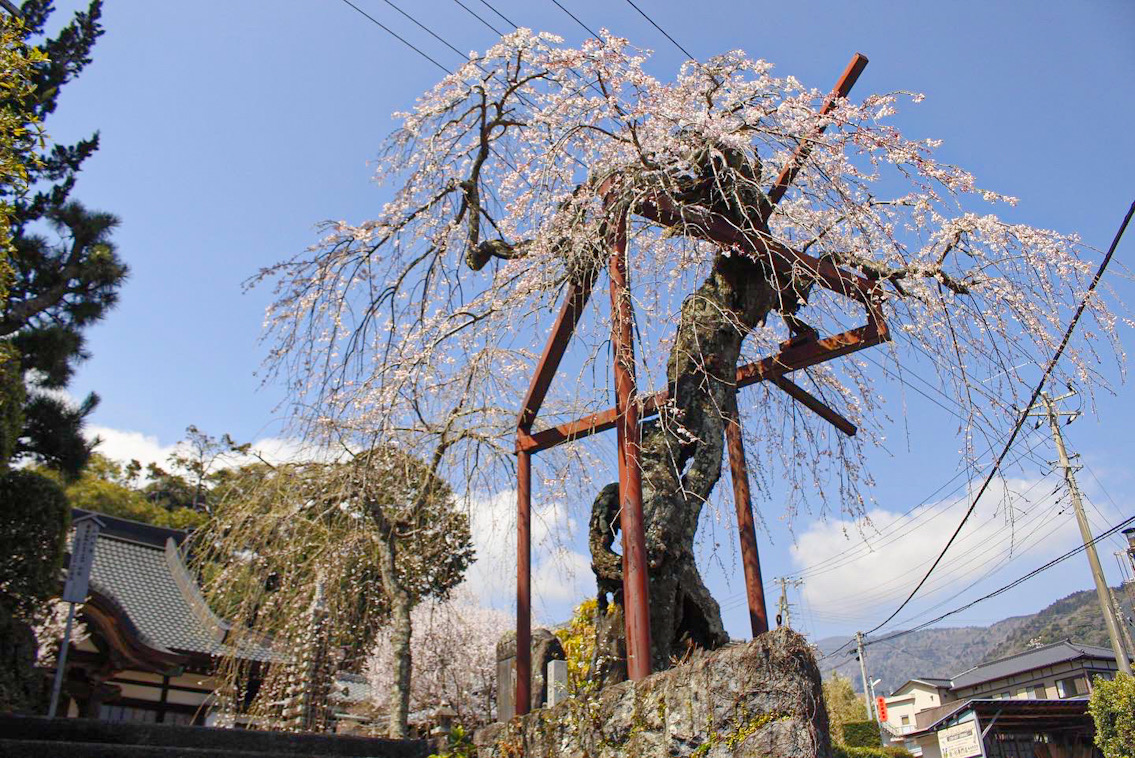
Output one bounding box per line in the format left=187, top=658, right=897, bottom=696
left=762, top=52, right=869, bottom=213
left=609, top=216, right=653, bottom=682
left=725, top=407, right=769, bottom=638
left=515, top=450, right=532, bottom=716
left=518, top=278, right=595, bottom=432
left=518, top=318, right=888, bottom=454
left=634, top=199, right=875, bottom=303
left=770, top=375, right=857, bottom=436
left=736, top=319, right=888, bottom=386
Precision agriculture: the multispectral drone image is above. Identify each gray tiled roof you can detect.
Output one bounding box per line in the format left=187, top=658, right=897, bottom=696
left=89, top=534, right=226, bottom=656
left=915, top=677, right=952, bottom=686
left=73, top=510, right=274, bottom=662
left=950, top=640, right=1116, bottom=689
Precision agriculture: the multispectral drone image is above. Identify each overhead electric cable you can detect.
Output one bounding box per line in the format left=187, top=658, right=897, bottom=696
left=865, top=200, right=1135, bottom=635
left=477, top=0, right=518, bottom=29
left=823, top=512, right=1135, bottom=664
left=452, top=0, right=505, bottom=36
left=339, top=0, right=450, bottom=74
left=623, top=0, right=697, bottom=61
left=377, top=0, right=469, bottom=59
left=870, top=513, right=1135, bottom=647
left=549, top=0, right=599, bottom=39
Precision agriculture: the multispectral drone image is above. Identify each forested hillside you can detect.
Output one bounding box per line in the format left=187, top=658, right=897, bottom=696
left=817, top=585, right=1135, bottom=695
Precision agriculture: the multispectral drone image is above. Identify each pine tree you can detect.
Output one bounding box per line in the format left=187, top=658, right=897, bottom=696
left=0, top=0, right=127, bottom=477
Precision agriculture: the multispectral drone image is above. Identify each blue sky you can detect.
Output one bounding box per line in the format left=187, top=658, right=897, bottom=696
left=42, top=0, right=1135, bottom=653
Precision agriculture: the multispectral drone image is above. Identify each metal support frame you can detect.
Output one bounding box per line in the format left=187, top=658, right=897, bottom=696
left=515, top=451, right=532, bottom=715
left=726, top=408, right=768, bottom=637
left=512, top=52, right=882, bottom=711
left=608, top=214, right=653, bottom=680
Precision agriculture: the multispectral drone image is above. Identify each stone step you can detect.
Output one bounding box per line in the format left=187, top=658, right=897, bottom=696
left=0, top=739, right=329, bottom=758
left=0, top=716, right=429, bottom=758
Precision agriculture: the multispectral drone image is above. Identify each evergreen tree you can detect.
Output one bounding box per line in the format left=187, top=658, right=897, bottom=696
left=0, top=0, right=127, bottom=477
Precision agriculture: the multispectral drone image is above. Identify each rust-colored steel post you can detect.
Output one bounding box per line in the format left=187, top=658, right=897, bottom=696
left=608, top=215, right=653, bottom=681
left=515, top=450, right=532, bottom=715
left=724, top=408, right=769, bottom=637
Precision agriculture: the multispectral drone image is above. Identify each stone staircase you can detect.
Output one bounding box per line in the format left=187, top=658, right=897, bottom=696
left=0, top=715, right=431, bottom=758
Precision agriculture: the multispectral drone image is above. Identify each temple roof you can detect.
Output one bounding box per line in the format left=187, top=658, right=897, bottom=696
left=73, top=509, right=274, bottom=667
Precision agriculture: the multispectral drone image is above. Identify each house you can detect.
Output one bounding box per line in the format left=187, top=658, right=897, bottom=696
left=905, top=698, right=1097, bottom=758
left=881, top=677, right=952, bottom=737
left=947, top=641, right=1119, bottom=701
left=54, top=509, right=368, bottom=729
left=879, top=640, right=1121, bottom=757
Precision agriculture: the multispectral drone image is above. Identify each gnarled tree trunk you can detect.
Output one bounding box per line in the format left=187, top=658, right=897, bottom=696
left=590, top=244, right=784, bottom=683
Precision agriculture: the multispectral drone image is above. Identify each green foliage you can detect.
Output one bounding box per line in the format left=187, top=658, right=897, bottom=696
left=0, top=10, right=45, bottom=296
left=5, top=0, right=104, bottom=226
left=17, top=388, right=99, bottom=478
left=1089, top=673, right=1135, bottom=758
left=841, top=720, right=882, bottom=748
left=0, top=1, right=125, bottom=480
left=833, top=746, right=913, bottom=758
left=428, top=724, right=476, bottom=758
left=823, top=673, right=869, bottom=739
left=0, top=341, right=24, bottom=465
left=0, top=468, right=69, bottom=620
left=555, top=598, right=601, bottom=695
left=39, top=453, right=206, bottom=528
left=194, top=450, right=475, bottom=725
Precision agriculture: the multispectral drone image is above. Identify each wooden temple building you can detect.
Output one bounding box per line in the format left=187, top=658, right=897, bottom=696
left=56, top=509, right=368, bottom=730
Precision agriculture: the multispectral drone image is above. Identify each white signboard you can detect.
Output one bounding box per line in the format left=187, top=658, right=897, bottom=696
left=938, top=719, right=984, bottom=758
left=61, top=515, right=103, bottom=603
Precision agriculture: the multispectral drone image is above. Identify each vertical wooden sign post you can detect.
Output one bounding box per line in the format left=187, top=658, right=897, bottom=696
left=48, top=513, right=104, bottom=718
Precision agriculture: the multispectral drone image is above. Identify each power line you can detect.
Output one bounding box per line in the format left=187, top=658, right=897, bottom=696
left=865, top=199, right=1135, bottom=635
left=623, top=0, right=696, bottom=61
left=452, top=0, right=505, bottom=36
left=778, top=469, right=1062, bottom=620
left=822, top=511, right=1135, bottom=665
left=338, top=0, right=451, bottom=75
left=870, top=513, right=1135, bottom=649
left=476, top=0, right=518, bottom=29
left=549, top=0, right=599, bottom=39
left=378, top=0, right=469, bottom=60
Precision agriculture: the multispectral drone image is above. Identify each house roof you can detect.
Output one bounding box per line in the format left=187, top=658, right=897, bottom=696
left=72, top=509, right=274, bottom=666
left=909, top=697, right=1091, bottom=737
left=950, top=640, right=1116, bottom=690
left=886, top=677, right=953, bottom=699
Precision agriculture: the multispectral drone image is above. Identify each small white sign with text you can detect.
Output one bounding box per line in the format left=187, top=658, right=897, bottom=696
left=938, top=719, right=985, bottom=758
left=61, top=515, right=103, bottom=603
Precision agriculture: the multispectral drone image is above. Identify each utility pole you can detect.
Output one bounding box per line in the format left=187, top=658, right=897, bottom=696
left=855, top=631, right=875, bottom=721
left=1029, top=391, right=1133, bottom=676
left=775, top=577, right=803, bottom=629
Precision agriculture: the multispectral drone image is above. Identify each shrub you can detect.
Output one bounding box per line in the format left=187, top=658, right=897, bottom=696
left=0, top=469, right=69, bottom=619
left=1089, top=672, right=1135, bottom=758
left=0, top=342, right=24, bottom=466
left=842, top=720, right=882, bottom=748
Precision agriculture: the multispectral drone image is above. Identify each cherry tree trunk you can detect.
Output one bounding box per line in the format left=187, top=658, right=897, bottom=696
left=372, top=511, right=413, bottom=739
left=591, top=251, right=778, bottom=682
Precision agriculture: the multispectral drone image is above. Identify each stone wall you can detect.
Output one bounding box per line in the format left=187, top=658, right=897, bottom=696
left=475, top=628, right=831, bottom=758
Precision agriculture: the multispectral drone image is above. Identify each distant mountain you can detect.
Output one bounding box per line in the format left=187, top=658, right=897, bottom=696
left=814, top=585, right=1135, bottom=696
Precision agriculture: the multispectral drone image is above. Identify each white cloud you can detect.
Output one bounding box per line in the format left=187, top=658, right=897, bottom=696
left=789, top=474, right=1085, bottom=625
left=86, top=426, right=338, bottom=479
left=87, top=425, right=180, bottom=471
left=459, top=489, right=594, bottom=623
left=85, top=423, right=595, bottom=622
